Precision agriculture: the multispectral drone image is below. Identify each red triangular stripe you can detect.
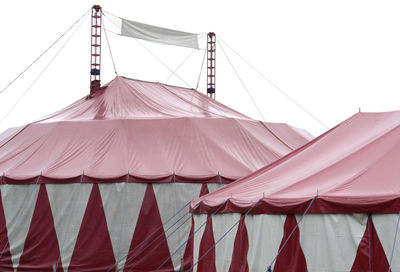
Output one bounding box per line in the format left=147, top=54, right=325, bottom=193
left=228, top=214, right=249, bottom=272
left=351, top=215, right=391, bottom=272
left=197, top=213, right=216, bottom=272
left=199, top=184, right=209, bottom=197
left=180, top=216, right=194, bottom=272
left=123, top=184, right=174, bottom=272
left=18, top=184, right=63, bottom=271
left=180, top=184, right=209, bottom=272
left=69, top=184, right=116, bottom=271
left=274, top=215, right=307, bottom=272
left=0, top=188, right=13, bottom=271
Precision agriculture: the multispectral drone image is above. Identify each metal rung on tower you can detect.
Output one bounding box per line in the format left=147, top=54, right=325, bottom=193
left=90, top=5, right=102, bottom=97
left=207, top=32, right=216, bottom=99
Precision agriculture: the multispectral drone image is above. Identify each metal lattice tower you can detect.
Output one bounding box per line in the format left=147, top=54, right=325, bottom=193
left=90, top=5, right=102, bottom=97
left=207, top=32, right=216, bottom=99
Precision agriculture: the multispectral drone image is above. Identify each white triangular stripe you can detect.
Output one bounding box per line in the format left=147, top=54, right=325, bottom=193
left=245, top=214, right=285, bottom=271
left=153, top=183, right=202, bottom=270
left=1, top=184, right=40, bottom=270
left=46, top=183, right=92, bottom=271
left=212, top=213, right=240, bottom=271
left=297, top=214, right=367, bottom=272
left=99, top=182, right=147, bottom=271
left=372, top=214, right=400, bottom=270
left=192, top=213, right=208, bottom=272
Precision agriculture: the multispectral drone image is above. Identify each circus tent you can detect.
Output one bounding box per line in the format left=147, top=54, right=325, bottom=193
left=0, top=76, right=312, bottom=271
left=191, top=110, right=400, bottom=271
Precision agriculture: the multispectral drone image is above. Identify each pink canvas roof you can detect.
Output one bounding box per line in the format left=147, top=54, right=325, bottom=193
left=0, top=76, right=312, bottom=184
left=191, top=111, right=400, bottom=214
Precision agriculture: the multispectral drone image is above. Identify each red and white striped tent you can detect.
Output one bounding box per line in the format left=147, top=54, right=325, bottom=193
left=0, top=76, right=312, bottom=271
left=191, top=110, right=400, bottom=272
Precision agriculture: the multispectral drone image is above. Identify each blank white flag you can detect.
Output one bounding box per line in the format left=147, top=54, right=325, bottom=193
left=121, top=19, right=199, bottom=49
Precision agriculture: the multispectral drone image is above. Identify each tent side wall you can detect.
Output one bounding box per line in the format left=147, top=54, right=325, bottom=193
left=191, top=213, right=399, bottom=272
left=0, top=182, right=225, bottom=271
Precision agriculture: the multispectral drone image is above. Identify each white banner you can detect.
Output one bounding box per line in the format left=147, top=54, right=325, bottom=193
left=121, top=19, right=199, bottom=49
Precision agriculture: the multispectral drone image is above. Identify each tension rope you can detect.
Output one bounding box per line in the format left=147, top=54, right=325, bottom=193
left=123, top=208, right=192, bottom=270
left=102, top=15, right=118, bottom=76
left=196, top=47, right=207, bottom=90
left=218, top=36, right=329, bottom=130
left=217, top=40, right=266, bottom=122
left=266, top=194, right=317, bottom=272
left=106, top=199, right=192, bottom=272
left=136, top=39, right=192, bottom=88
left=155, top=199, right=230, bottom=271
left=102, top=12, right=194, bottom=89
left=187, top=198, right=263, bottom=272
left=164, top=34, right=206, bottom=84
left=125, top=212, right=193, bottom=272
left=388, top=212, right=400, bottom=272
left=0, top=10, right=90, bottom=95
left=0, top=11, right=89, bottom=126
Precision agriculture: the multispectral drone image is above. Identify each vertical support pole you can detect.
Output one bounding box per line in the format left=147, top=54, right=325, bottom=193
left=207, top=32, right=216, bottom=99
left=90, top=5, right=102, bottom=97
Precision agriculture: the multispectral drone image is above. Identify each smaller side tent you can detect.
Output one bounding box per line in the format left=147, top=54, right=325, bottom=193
left=190, top=111, right=400, bottom=271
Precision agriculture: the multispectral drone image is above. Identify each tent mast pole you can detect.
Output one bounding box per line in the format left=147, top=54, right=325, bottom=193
left=207, top=32, right=216, bottom=99
left=89, top=5, right=102, bottom=98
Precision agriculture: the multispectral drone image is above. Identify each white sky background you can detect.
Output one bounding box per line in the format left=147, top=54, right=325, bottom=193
left=0, top=0, right=400, bottom=136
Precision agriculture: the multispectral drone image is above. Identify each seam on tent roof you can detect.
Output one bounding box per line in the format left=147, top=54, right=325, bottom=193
left=0, top=124, right=31, bottom=152
left=258, top=121, right=294, bottom=151
left=264, top=123, right=400, bottom=198
left=232, top=118, right=282, bottom=161
left=157, top=84, right=229, bottom=119
left=118, top=79, right=176, bottom=117
left=321, top=124, right=400, bottom=196
left=188, top=118, right=251, bottom=173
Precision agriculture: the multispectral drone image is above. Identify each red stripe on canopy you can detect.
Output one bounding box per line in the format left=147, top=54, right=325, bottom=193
left=274, top=215, right=307, bottom=272
left=351, top=216, right=390, bottom=272
left=124, top=184, right=174, bottom=272
left=69, top=184, right=116, bottom=271
left=18, top=184, right=63, bottom=271
left=228, top=214, right=249, bottom=272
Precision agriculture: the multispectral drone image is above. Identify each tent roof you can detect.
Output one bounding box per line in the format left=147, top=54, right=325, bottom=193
left=0, top=76, right=312, bottom=184
left=191, top=111, right=400, bottom=214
